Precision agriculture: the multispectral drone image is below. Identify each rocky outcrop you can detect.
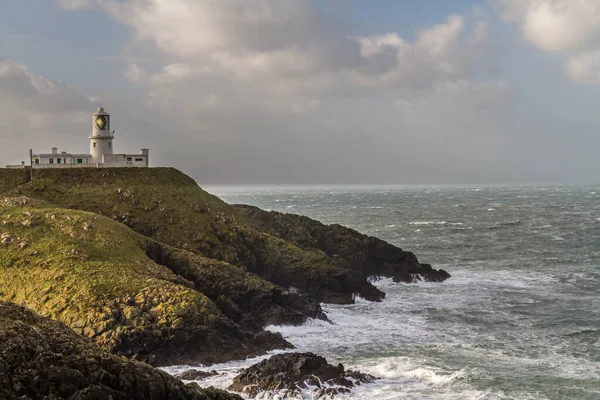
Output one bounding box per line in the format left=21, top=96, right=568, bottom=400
left=0, top=202, right=294, bottom=367
left=228, top=352, right=376, bottom=398
left=6, top=168, right=386, bottom=304
left=0, top=167, right=451, bottom=369
left=144, top=240, right=327, bottom=330
left=0, top=301, right=242, bottom=400
left=176, top=370, right=219, bottom=381
left=233, top=205, right=451, bottom=284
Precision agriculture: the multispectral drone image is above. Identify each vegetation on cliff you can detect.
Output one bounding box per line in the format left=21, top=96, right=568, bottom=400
left=0, top=167, right=450, bottom=369
left=233, top=205, right=451, bottom=284
left=0, top=301, right=242, bottom=400
left=0, top=197, right=321, bottom=366
left=7, top=168, right=385, bottom=303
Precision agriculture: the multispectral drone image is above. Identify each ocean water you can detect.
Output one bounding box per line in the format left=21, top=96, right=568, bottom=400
left=167, top=185, right=600, bottom=399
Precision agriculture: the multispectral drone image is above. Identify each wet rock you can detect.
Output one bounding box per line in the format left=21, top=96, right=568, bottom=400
left=233, top=205, right=452, bottom=294
left=177, top=369, right=219, bottom=381
left=0, top=301, right=243, bottom=400
left=228, top=352, right=376, bottom=398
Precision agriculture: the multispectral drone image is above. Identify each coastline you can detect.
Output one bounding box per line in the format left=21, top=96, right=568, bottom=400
left=0, top=167, right=450, bottom=398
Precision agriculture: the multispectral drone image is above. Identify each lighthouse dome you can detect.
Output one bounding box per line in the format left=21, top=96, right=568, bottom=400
left=94, top=107, right=109, bottom=116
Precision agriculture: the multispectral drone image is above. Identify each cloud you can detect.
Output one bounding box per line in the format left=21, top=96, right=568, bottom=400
left=567, top=49, right=600, bottom=84
left=46, top=0, right=537, bottom=183
left=9, top=0, right=569, bottom=183
left=0, top=59, right=96, bottom=164
left=495, top=0, right=600, bottom=84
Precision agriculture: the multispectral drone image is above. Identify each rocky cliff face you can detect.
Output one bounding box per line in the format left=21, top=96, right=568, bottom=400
left=0, top=198, right=312, bottom=366
left=5, top=168, right=394, bottom=304
left=0, top=167, right=451, bottom=367
left=233, top=205, right=451, bottom=285
left=0, top=301, right=242, bottom=400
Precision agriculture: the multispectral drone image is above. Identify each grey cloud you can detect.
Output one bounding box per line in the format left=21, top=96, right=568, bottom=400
left=3, top=1, right=598, bottom=184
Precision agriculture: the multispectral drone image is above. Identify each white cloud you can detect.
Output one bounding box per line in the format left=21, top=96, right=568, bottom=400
left=24, top=0, right=536, bottom=183
left=65, top=0, right=504, bottom=140
left=497, top=0, right=600, bottom=52
left=359, top=33, right=407, bottom=57
left=495, top=0, right=600, bottom=84
left=567, top=50, right=600, bottom=84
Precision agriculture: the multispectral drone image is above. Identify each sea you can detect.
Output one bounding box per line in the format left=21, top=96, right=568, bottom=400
left=165, top=185, right=600, bottom=400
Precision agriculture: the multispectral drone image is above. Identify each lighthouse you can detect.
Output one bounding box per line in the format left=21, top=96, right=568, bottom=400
left=89, top=107, right=114, bottom=163
left=7, top=105, right=150, bottom=169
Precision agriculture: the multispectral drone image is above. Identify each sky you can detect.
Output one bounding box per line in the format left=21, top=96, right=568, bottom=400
left=1, top=0, right=600, bottom=185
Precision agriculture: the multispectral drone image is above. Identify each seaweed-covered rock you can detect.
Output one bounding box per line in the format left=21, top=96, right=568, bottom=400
left=228, top=353, right=375, bottom=398
left=233, top=205, right=451, bottom=285
left=0, top=301, right=242, bottom=400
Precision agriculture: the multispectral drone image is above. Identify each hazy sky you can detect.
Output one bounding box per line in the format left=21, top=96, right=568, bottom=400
left=1, top=0, right=599, bottom=185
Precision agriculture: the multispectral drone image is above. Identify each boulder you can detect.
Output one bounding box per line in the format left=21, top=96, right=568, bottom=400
left=228, top=352, right=376, bottom=398
left=177, top=369, right=219, bottom=381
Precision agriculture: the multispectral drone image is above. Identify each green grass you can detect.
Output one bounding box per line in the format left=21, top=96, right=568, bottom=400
left=0, top=168, right=30, bottom=194
left=0, top=203, right=227, bottom=352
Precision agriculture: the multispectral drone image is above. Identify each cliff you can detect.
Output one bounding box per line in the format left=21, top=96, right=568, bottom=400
left=0, top=167, right=450, bottom=368
left=6, top=168, right=386, bottom=303
left=0, top=301, right=242, bottom=400
left=232, top=205, right=451, bottom=284
left=0, top=196, right=308, bottom=366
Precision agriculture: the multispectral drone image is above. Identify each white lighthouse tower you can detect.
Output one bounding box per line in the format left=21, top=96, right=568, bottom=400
left=89, top=107, right=114, bottom=163
left=7, top=105, right=151, bottom=169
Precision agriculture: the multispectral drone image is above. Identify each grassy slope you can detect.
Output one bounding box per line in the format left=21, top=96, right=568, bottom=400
left=0, top=200, right=290, bottom=366
left=0, top=169, right=29, bottom=195
left=6, top=168, right=381, bottom=303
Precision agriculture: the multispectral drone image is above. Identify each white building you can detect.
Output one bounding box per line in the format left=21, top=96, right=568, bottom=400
left=7, top=107, right=149, bottom=169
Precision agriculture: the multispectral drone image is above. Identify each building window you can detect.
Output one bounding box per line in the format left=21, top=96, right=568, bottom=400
left=135, top=158, right=143, bottom=162
left=49, top=158, right=54, bottom=164
left=93, top=142, right=97, bottom=148
left=127, top=157, right=132, bottom=162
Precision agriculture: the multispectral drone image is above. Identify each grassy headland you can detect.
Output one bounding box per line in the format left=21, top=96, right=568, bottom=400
left=0, top=167, right=449, bottom=367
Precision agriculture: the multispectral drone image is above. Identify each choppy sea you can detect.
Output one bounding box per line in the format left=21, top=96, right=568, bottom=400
left=166, top=185, right=600, bottom=399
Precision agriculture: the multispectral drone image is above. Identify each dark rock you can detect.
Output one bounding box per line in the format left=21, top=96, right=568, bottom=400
left=144, top=240, right=328, bottom=331
left=177, top=369, right=219, bottom=381
left=228, top=352, right=376, bottom=398
left=233, top=205, right=451, bottom=293
left=0, top=301, right=243, bottom=400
